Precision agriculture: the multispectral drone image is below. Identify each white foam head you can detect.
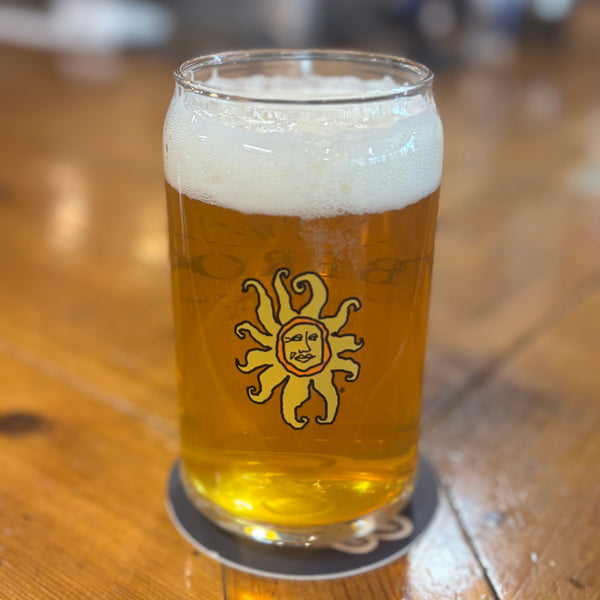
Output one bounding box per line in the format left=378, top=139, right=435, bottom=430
left=163, top=74, right=443, bottom=218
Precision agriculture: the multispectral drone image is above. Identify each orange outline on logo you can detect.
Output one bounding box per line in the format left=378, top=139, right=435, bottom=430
left=276, top=316, right=332, bottom=377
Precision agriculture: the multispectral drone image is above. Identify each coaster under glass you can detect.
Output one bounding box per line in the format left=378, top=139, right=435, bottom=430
left=166, top=455, right=438, bottom=581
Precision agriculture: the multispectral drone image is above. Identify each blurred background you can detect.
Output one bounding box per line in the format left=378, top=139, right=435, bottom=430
left=0, top=0, right=583, bottom=68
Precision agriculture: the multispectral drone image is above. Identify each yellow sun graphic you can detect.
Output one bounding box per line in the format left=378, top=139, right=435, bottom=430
left=235, top=268, right=364, bottom=430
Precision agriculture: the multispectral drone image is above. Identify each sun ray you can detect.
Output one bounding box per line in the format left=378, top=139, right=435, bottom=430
left=321, top=298, right=361, bottom=334
left=272, top=268, right=298, bottom=324
left=292, top=272, right=328, bottom=318
left=329, top=334, right=364, bottom=355
left=234, top=321, right=273, bottom=348
left=242, top=278, right=279, bottom=335
left=280, top=375, right=312, bottom=429
left=235, top=348, right=274, bottom=373
left=247, top=367, right=288, bottom=404
left=236, top=268, right=363, bottom=428
left=311, top=372, right=339, bottom=425
left=328, top=355, right=361, bottom=381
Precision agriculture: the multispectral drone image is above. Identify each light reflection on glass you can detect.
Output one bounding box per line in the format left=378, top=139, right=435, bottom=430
left=233, top=498, right=254, bottom=511
left=243, top=143, right=272, bottom=154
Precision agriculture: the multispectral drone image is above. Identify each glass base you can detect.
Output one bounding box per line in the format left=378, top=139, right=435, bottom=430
left=179, top=467, right=415, bottom=548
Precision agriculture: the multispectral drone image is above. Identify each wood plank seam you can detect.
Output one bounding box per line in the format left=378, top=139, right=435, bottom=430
left=439, top=476, right=503, bottom=600
left=425, top=269, right=600, bottom=430
left=0, top=335, right=178, bottom=444
left=423, top=270, right=600, bottom=600
left=220, top=564, right=229, bottom=600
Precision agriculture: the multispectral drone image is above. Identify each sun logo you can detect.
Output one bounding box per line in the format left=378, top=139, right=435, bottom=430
left=235, top=268, right=364, bottom=430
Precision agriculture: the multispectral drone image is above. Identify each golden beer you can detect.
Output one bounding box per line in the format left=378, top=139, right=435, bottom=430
left=164, top=50, right=443, bottom=544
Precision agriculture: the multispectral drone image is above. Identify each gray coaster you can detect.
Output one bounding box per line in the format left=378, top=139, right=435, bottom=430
left=166, top=455, right=438, bottom=581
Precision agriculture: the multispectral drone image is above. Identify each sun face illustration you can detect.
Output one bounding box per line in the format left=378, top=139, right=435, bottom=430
left=235, top=268, right=364, bottom=430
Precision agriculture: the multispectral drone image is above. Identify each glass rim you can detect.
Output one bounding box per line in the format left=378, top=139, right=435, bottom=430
left=174, top=49, right=434, bottom=105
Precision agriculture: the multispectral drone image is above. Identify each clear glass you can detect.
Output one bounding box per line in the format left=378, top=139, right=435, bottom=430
left=163, top=49, right=443, bottom=546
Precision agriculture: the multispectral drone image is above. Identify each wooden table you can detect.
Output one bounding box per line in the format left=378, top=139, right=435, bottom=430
left=1, top=4, right=598, bottom=598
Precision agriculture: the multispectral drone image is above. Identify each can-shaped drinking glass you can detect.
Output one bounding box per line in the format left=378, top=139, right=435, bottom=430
left=163, top=50, right=443, bottom=546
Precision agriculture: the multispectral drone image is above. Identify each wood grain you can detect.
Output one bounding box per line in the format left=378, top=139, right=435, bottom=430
left=0, top=48, right=177, bottom=422
left=0, top=351, right=223, bottom=600
left=424, top=285, right=600, bottom=599
left=424, top=19, right=600, bottom=426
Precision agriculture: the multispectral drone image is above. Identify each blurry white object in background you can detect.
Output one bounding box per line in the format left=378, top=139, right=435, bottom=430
left=257, top=0, right=320, bottom=47
left=418, top=0, right=460, bottom=42
left=0, top=0, right=174, bottom=53
left=530, top=0, right=576, bottom=22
